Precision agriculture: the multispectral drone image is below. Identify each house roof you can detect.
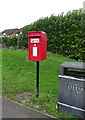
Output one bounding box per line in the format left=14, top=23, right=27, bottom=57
left=2, top=28, right=20, bottom=35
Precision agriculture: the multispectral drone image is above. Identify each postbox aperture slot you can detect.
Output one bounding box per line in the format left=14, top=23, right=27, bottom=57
left=29, top=36, right=40, bottom=38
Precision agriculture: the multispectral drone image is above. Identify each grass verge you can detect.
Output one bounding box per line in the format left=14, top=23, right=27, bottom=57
left=2, top=49, right=80, bottom=119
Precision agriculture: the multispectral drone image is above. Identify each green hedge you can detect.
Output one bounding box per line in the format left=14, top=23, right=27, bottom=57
left=2, top=9, right=85, bottom=61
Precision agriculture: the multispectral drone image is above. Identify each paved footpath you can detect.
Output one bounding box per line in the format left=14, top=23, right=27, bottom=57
left=0, top=43, right=2, bottom=49
left=1, top=97, right=57, bottom=119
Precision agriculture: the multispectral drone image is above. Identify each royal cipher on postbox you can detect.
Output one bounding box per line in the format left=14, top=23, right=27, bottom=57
left=28, top=31, right=47, bottom=61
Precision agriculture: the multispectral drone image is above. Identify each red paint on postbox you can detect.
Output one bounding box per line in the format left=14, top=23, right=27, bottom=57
left=28, top=31, right=47, bottom=61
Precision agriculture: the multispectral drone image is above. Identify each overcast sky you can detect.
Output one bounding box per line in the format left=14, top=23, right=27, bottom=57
left=0, top=0, right=84, bottom=32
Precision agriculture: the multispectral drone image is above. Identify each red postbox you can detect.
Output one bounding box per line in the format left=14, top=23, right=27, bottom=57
left=28, top=31, right=47, bottom=61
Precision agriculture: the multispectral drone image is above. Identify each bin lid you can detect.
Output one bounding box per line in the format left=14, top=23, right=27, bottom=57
left=61, top=62, right=85, bottom=70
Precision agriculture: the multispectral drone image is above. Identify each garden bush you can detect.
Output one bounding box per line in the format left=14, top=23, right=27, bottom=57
left=2, top=9, right=85, bottom=61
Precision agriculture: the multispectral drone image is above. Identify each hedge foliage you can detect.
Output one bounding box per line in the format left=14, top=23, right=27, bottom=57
left=2, top=9, right=85, bottom=61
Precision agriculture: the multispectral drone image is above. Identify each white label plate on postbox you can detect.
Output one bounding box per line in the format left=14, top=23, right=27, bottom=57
left=31, top=39, right=39, bottom=43
left=33, top=47, right=37, bottom=57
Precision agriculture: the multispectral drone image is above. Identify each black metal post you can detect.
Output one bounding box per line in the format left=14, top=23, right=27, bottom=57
left=36, top=61, right=39, bottom=97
